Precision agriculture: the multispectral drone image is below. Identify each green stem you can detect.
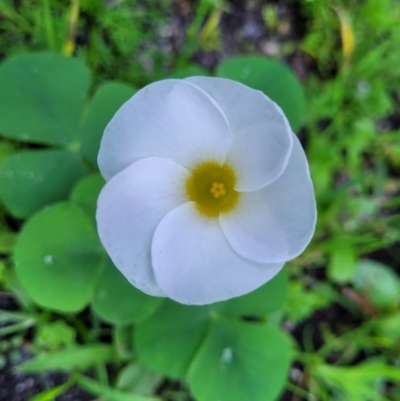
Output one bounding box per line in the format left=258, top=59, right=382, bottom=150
left=176, top=1, right=212, bottom=68
left=0, top=318, right=35, bottom=336
left=286, top=382, right=317, bottom=401
left=43, top=0, right=56, bottom=50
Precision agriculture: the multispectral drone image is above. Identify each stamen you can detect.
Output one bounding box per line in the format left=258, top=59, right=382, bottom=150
left=186, top=161, right=239, bottom=217
left=210, top=182, right=226, bottom=198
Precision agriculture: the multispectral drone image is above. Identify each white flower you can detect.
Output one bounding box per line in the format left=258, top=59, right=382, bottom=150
left=96, top=77, right=316, bottom=305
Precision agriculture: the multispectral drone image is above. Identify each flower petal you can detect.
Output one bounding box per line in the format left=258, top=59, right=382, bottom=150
left=151, top=202, right=284, bottom=305
left=185, top=77, right=293, bottom=191
left=96, top=157, right=189, bottom=296
left=98, top=79, right=231, bottom=181
left=220, top=134, right=316, bottom=264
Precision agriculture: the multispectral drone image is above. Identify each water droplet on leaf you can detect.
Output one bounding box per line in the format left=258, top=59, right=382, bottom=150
left=43, top=255, right=53, bottom=265
left=220, top=347, right=233, bottom=364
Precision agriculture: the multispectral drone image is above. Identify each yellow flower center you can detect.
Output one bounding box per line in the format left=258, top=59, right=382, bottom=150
left=186, top=162, right=239, bottom=217
left=210, top=182, right=226, bottom=198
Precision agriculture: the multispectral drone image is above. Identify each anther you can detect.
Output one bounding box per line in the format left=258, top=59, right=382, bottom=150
left=210, top=182, right=226, bottom=198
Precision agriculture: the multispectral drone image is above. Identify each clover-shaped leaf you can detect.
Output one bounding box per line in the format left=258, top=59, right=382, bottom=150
left=0, top=52, right=90, bottom=146
left=0, top=150, right=87, bottom=218
left=135, top=301, right=212, bottom=378
left=134, top=270, right=288, bottom=379
left=92, top=258, right=163, bottom=325
left=70, top=173, right=105, bottom=225
left=80, top=82, right=138, bottom=167
left=216, top=267, right=288, bottom=317
left=0, top=53, right=136, bottom=218
left=189, top=319, right=291, bottom=401
left=13, top=202, right=103, bottom=312
left=13, top=174, right=161, bottom=321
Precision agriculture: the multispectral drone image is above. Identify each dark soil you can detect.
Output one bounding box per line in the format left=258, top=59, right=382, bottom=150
left=0, top=361, right=93, bottom=401
left=0, top=293, right=93, bottom=401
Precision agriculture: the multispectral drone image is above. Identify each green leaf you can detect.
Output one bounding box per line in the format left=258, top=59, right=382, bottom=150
left=134, top=272, right=289, bottom=380
left=18, top=344, right=114, bottom=373
left=114, top=326, right=134, bottom=360
left=350, top=360, right=400, bottom=381
left=29, top=380, right=75, bottom=401
left=0, top=52, right=90, bottom=146
left=0, top=318, right=36, bottom=336
left=216, top=55, right=305, bottom=131
left=315, top=360, right=400, bottom=401
left=217, top=267, right=288, bottom=317
left=0, top=149, right=87, bottom=218
left=0, top=310, right=31, bottom=324
left=351, top=260, right=400, bottom=310
left=116, top=363, right=163, bottom=396
left=135, top=300, right=212, bottom=378
left=373, top=314, right=400, bottom=345
left=36, top=321, right=76, bottom=350
left=0, top=140, right=14, bottom=163
left=81, top=82, right=137, bottom=167
left=166, top=65, right=209, bottom=79
left=284, top=281, right=330, bottom=323
left=92, top=258, right=162, bottom=325
left=0, top=230, right=16, bottom=254
left=14, top=202, right=103, bottom=312
left=70, top=173, right=105, bottom=223
left=189, top=319, right=291, bottom=401
left=328, top=244, right=357, bottom=284
left=77, top=375, right=161, bottom=401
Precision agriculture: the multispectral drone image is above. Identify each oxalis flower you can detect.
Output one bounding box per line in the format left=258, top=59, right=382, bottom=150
left=96, top=77, right=316, bottom=305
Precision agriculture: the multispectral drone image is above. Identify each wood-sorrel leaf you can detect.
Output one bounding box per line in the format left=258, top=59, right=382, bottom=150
left=14, top=202, right=103, bottom=312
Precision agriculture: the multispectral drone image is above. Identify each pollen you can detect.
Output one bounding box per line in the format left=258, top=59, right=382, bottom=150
left=210, top=182, right=226, bottom=198
left=186, top=162, right=239, bottom=217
